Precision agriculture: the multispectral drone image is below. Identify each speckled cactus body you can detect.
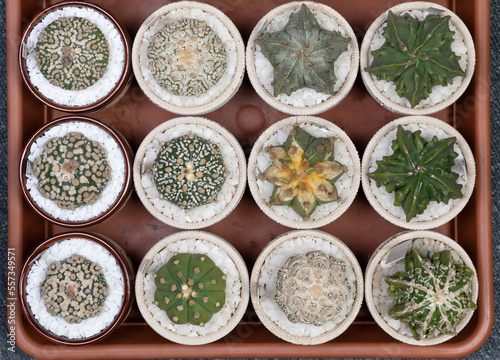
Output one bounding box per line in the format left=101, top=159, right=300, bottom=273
left=364, top=11, right=466, bottom=107
left=275, top=250, right=350, bottom=325
left=385, top=241, right=477, bottom=341
left=258, top=4, right=350, bottom=96
left=147, top=18, right=227, bottom=97
left=367, top=125, right=463, bottom=221
left=33, top=132, right=112, bottom=210
left=36, top=17, right=110, bottom=90
left=40, top=254, right=109, bottom=324
left=151, top=132, right=228, bottom=210
left=261, top=126, right=346, bottom=218
left=154, top=253, right=226, bottom=326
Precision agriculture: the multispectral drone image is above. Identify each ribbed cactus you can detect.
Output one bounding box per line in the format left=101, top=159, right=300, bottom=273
left=385, top=241, right=477, bottom=340
left=151, top=132, right=228, bottom=210
left=261, top=126, right=346, bottom=218
left=367, top=125, right=463, bottom=221
left=153, top=253, right=226, bottom=326
left=258, top=4, right=350, bottom=96
left=275, top=250, right=350, bottom=325
left=33, top=132, right=111, bottom=210
left=365, top=11, right=466, bottom=107
left=36, top=17, right=110, bottom=90
left=40, top=254, right=109, bottom=324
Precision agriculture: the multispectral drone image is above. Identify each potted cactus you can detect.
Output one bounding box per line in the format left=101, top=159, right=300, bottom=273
left=361, top=116, right=475, bottom=230
left=365, top=230, right=478, bottom=345
left=135, top=231, right=249, bottom=345
left=133, top=117, right=246, bottom=229
left=360, top=1, right=475, bottom=115
left=248, top=116, right=360, bottom=229
left=246, top=1, right=359, bottom=115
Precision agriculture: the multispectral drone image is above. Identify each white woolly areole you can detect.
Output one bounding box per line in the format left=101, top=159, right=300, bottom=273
left=25, top=121, right=127, bottom=223
left=24, top=6, right=126, bottom=107
left=25, top=238, right=125, bottom=339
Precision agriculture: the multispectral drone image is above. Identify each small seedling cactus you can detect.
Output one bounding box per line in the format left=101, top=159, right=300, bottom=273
left=275, top=250, right=350, bottom=325
left=151, top=132, right=228, bottom=210
left=385, top=240, right=477, bottom=340
left=258, top=4, right=350, bottom=96
left=153, top=253, right=226, bottom=326
left=367, top=125, right=463, bottom=221
left=40, top=254, right=109, bottom=324
left=36, top=17, right=110, bottom=90
left=33, top=132, right=112, bottom=210
left=261, top=126, right=346, bottom=218
left=364, top=11, right=466, bottom=107
left=147, top=18, right=227, bottom=97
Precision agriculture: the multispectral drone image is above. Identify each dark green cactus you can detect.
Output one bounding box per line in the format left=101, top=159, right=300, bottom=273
left=367, top=125, right=463, bottom=221
left=153, top=253, right=226, bottom=326
left=364, top=11, right=466, bottom=108
left=258, top=4, right=350, bottom=96
left=40, top=254, right=109, bottom=324
left=385, top=241, right=477, bottom=341
left=36, top=17, right=110, bottom=90
left=33, top=132, right=112, bottom=210
left=261, top=126, right=346, bottom=218
left=151, top=132, right=228, bottom=210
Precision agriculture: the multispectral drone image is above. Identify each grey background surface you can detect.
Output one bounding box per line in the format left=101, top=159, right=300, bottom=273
left=1, top=0, right=498, bottom=359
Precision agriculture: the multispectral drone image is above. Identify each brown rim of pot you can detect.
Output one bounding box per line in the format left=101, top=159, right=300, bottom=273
left=18, top=1, right=132, bottom=113
left=19, top=116, right=134, bottom=228
left=18, top=232, right=135, bottom=346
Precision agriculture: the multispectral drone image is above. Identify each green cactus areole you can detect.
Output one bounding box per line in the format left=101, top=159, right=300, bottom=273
left=33, top=132, right=112, bottom=210
left=35, top=17, right=110, bottom=91
left=147, top=18, right=227, bottom=97
left=385, top=240, right=477, bottom=340
left=151, top=132, right=228, bottom=210
left=364, top=11, right=466, bottom=108
left=367, top=125, right=463, bottom=222
left=261, top=126, right=346, bottom=219
left=258, top=4, right=350, bottom=97
left=40, top=254, right=109, bottom=324
left=275, top=250, right=350, bottom=326
left=153, top=253, right=227, bottom=326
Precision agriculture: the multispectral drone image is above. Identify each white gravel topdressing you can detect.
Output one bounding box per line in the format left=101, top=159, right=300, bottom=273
left=367, top=123, right=467, bottom=222
left=368, top=9, right=467, bottom=109
left=25, top=238, right=125, bottom=339
left=25, top=121, right=126, bottom=223
left=142, top=238, right=242, bottom=337
left=138, top=8, right=237, bottom=107
left=24, top=6, right=126, bottom=107
left=255, top=7, right=353, bottom=107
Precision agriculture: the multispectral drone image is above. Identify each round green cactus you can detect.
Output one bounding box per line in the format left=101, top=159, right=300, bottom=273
left=36, top=17, right=110, bottom=90
left=151, top=132, right=228, bottom=210
left=147, top=18, right=227, bottom=96
left=33, top=132, right=112, bottom=210
left=40, top=254, right=109, bottom=324
left=153, top=253, right=227, bottom=326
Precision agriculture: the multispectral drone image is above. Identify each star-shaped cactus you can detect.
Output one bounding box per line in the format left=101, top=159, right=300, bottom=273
left=261, top=126, right=346, bottom=218
left=258, top=4, right=350, bottom=96
left=365, top=11, right=466, bottom=107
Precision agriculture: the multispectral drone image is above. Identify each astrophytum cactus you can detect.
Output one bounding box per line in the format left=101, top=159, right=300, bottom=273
left=385, top=241, right=477, bottom=340
left=33, top=132, right=112, bottom=210
left=151, top=132, right=228, bottom=210
left=261, top=126, right=346, bottom=218
left=40, top=254, right=109, bottom=324
left=258, top=4, right=350, bottom=96
left=364, top=11, right=466, bottom=108
left=36, top=17, right=110, bottom=90
left=153, top=253, right=226, bottom=326
left=367, top=125, right=463, bottom=221
left=275, top=250, right=350, bottom=325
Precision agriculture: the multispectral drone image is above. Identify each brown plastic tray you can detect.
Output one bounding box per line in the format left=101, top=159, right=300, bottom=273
left=7, top=0, right=492, bottom=358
